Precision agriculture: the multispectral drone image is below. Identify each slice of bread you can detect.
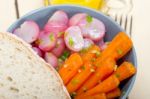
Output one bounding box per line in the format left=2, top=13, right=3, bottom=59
left=0, top=32, right=71, bottom=99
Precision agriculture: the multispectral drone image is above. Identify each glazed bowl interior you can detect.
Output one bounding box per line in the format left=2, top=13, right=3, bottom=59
left=7, top=5, right=137, bottom=99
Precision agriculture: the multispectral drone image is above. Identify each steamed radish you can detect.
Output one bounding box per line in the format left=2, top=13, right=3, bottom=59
left=69, top=13, right=87, bottom=26
left=78, top=16, right=105, bottom=41
left=44, top=10, right=69, bottom=35
left=83, top=38, right=94, bottom=49
left=96, top=39, right=107, bottom=51
left=44, top=52, right=58, bottom=68
left=51, top=38, right=65, bottom=57
left=64, top=26, right=84, bottom=52
left=38, top=31, right=57, bottom=51
left=48, top=10, right=68, bottom=25
left=13, top=20, right=40, bottom=43
left=44, top=21, right=67, bottom=36
left=32, top=47, right=42, bottom=57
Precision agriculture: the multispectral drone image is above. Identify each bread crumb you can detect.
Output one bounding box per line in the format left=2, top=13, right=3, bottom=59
left=7, top=76, right=13, bottom=82
left=10, top=87, right=19, bottom=92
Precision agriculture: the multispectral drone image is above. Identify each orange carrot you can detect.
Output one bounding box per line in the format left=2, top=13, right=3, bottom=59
left=75, top=75, right=120, bottom=99
left=82, top=93, right=107, bottom=99
left=58, top=53, right=83, bottom=85
left=106, top=88, right=121, bottom=99
left=66, top=62, right=94, bottom=93
left=94, top=32, right=133, bottom=67
left=66, top=45, right=100, bottom=94
left=114, top=62, right=136, bottom=81
left=77, top=58, right=116, bottom=95
left=81, top=45, right=101, bottom=62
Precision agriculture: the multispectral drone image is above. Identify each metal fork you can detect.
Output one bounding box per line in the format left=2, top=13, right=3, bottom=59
left=109, top=12, right=133, bottom=37
left=103, top=0, right=133, bottom=37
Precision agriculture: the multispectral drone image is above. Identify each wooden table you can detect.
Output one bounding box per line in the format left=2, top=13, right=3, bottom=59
left=0, top=0, right=150, bottom=98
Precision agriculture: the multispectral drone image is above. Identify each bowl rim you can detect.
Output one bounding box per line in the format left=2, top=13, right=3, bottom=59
left=7, top=5, right=137, bottom=99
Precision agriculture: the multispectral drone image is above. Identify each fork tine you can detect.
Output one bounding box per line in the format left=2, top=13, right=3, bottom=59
left=130, top=16, right=133, bottom=36
left=125, top=14, right=128, bottom=33
left=119, top=14, right=123, bottom=26
left=115, top=13, right=117, bottom=21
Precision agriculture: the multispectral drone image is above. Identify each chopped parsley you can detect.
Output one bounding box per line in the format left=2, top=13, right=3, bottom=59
left=80, top=66, right=86, bottom=70
left=115, top=73, right=120, bottom=78
left=69, top=37, right=74, bottom=46
left=49, top=34, right=54, bottom=41
left=71, top=79, right=79, bottom=85
left=95, top=51, right=101, bottom=57
left=58, top=32, right=64, bottom=37
left=70, top=92, right=77, bottom=99
left=91, top=50, right=101, bottom=57
left=91, top=58, right=96, bottom=62
left=117, top=49, right=123, bottom=55
left=59, top=50, right=70, bottom=61
left=86, top=15, right=93, bottom=23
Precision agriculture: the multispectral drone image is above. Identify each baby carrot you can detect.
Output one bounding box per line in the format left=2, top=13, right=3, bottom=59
left=94, top=32, right=133, bottom=67
left=58, top=53, right=83, bottom=85
left=75, top=75, right=120, bottom=99
left=66, top=62, right=94, bottom=93
left=77, top=58, right=116, bottom=95
left=81, top=45, right=101, bottom=62
left=106, top=88, right=121, bottom=99
left=66, top=45, right=100, bottom=94
left=114, top=62, right=136, bottom=81
left=82, top=93, right=107, bottom=99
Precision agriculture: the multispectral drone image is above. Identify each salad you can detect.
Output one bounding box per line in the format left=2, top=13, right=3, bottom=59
left=13, top=10, right=136, bottom=99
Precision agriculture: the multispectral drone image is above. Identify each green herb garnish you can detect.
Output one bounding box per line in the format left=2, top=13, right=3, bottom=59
left=115, top=73, right=120, bottom=78
left=117, top=49, right=123, bottom=55
left=49, top=34, right=54, bottom=41
left=91, top=58, right=96, bottom=62
left=59, top=50, right=70, bottom=61
left=58, top=32, right=64, bottom=37
left=86, top=15, right=93, bottom=23
left=69, top=37, right=74, bottom=46
left=81, top=66, right=86, bottom=70
left=71, top=79, right=79, bottom=85
left=70, top=92, right=77, bottom=99
left=95, top=51, right=101, bottom=57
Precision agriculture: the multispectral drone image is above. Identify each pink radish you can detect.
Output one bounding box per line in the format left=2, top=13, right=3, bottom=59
left=48, top=10, right=68, bottom=25
left=83, top=38, right=94, bottom=49
left=96, top=39, right=107, bottom=51
left=13, top=20, right=40, bottom=43
left=51, top=38, right=65, bottom=57
left=44, top=52, right=58, bottom=68
left=44, top=10, right=68, bottom=36
left=78, top=16, right=105, bottom=41
left=64, top=26, right=84, bottom=52
left=32, top=47, right=42, bottom=57
left=38, top=31, right=57, bottom=51
left=44, top=21, right=67, bottom=36
left=69, top=13, right=87, bottom=26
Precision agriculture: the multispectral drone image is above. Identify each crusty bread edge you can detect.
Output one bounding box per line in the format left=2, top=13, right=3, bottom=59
left=0, top=32, right=71, bottom=99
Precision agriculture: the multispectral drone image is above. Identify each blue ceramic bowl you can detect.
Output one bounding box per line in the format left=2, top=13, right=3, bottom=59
left=7, top=5, right=137, bottom=99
